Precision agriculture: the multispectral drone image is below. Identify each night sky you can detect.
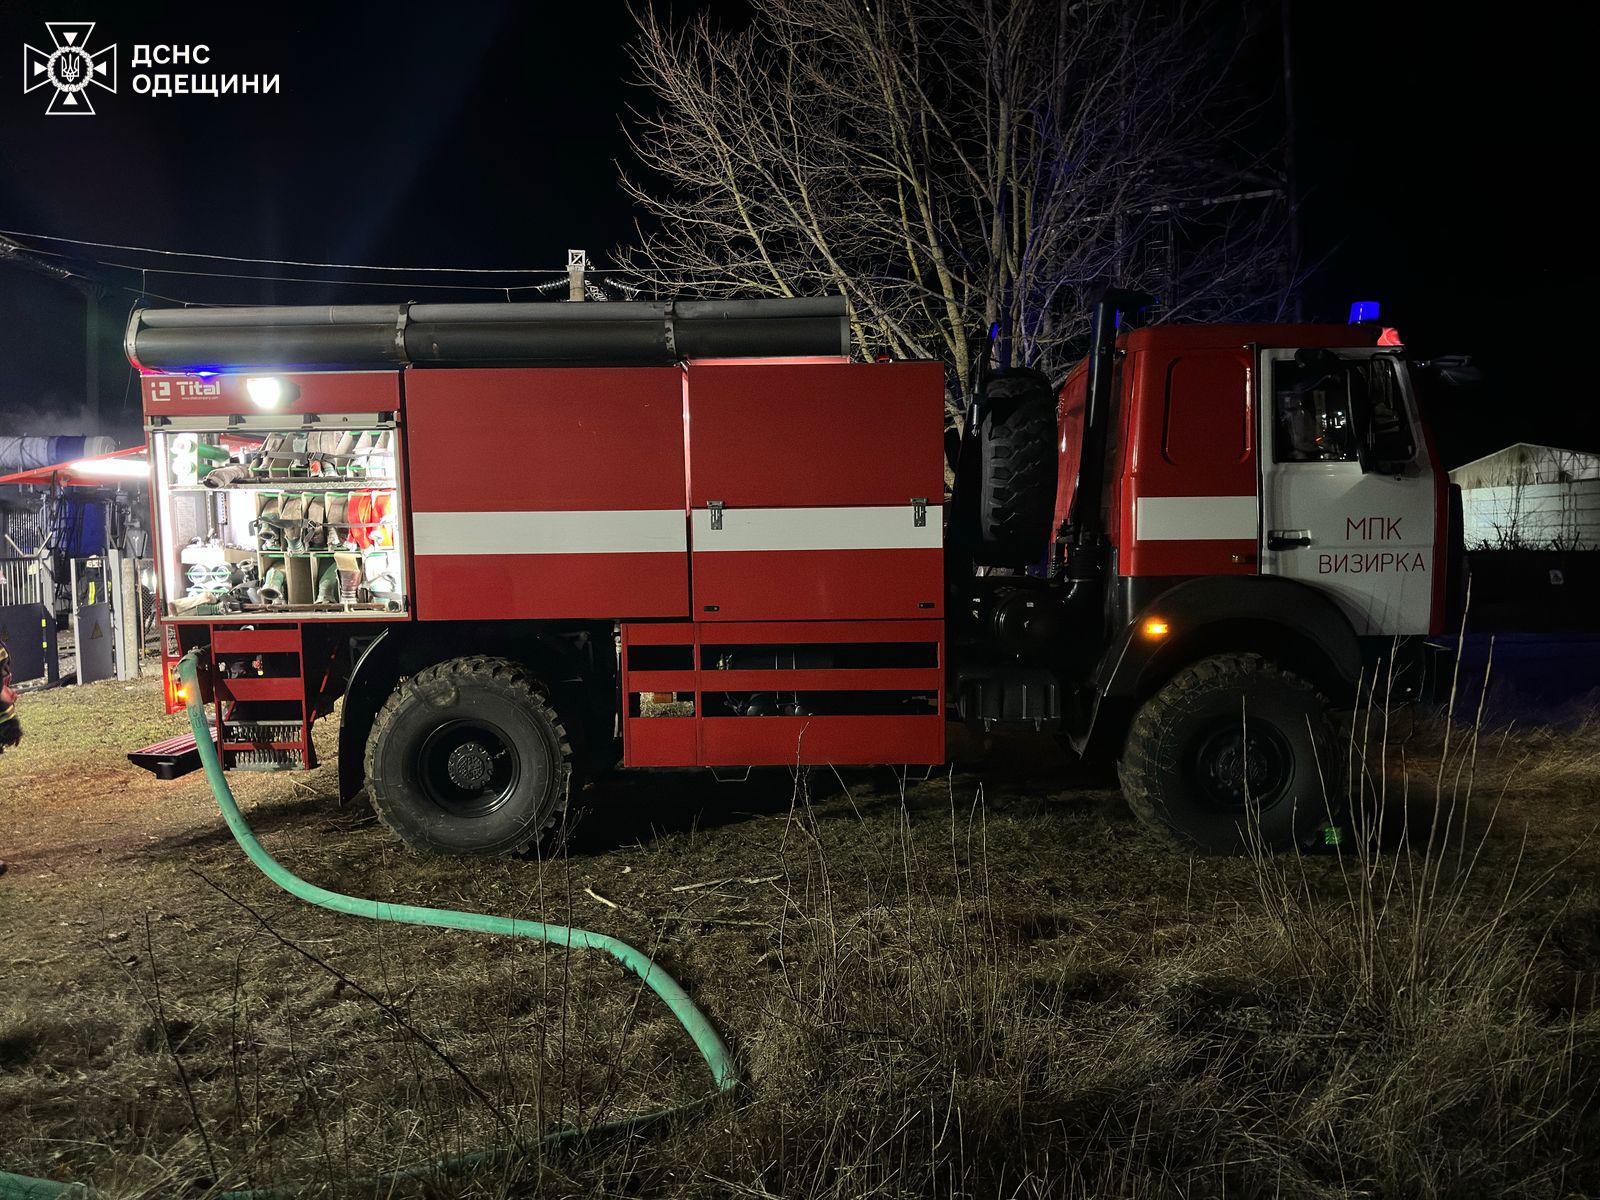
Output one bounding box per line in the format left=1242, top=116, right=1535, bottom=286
left=0, top=1, right=1584, bottom=466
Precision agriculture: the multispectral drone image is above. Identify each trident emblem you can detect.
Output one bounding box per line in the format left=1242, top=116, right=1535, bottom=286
left=22, top=22, right=117, bottom=115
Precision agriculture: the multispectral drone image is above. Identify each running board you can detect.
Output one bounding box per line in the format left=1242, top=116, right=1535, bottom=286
left=128, top=731, right=206, bottom=780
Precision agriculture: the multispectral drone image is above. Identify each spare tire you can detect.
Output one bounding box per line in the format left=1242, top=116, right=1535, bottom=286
left=976, top=369, right=1058, bottom=566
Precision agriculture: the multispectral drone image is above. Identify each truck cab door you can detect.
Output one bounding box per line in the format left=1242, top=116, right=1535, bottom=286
left=1256, top=348, right=1437, bottom=636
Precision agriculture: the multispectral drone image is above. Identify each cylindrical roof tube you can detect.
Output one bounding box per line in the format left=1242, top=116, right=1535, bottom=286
left=136, top=304, right=405, bottom=328
left=126, top=296, right=850, bottom=371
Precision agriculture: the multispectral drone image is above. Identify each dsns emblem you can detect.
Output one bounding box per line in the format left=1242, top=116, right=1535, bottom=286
left=22, top=22, right=116, bottom=115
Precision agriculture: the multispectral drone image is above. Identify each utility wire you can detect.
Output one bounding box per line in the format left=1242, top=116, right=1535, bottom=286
left=96, top=263, right=568, bottom=292
left=1, top=232, right=209, bottom=305
left=1, top=230, right=652, bottom=305
left=0, top=226, right=629, bottom=275
left=6, top=240, right=570, bottom=290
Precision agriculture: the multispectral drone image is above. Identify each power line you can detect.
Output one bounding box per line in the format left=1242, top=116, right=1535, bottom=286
left=1, top=232, right=205, bottom=305
left=2, top=230, right=652, bottom=306
left=0, top=226, right=627, bottom=276
left=10, top=246, right=573, bottom=292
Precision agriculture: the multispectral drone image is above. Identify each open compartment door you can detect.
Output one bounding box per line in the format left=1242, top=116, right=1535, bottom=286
left=149, top=418, right=407, bottom=620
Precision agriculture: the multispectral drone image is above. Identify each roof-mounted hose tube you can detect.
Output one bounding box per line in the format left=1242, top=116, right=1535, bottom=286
left=125, top=296, right=850, bottom=371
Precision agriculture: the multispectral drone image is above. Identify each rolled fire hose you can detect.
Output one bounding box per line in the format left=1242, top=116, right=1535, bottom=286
left=0, top=651, right=739, bottom=1199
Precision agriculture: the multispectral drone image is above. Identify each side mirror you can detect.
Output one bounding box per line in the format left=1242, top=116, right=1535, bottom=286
left=1349, top=363, right=1416, bottom=475
left=1429, top=355, right=1483, bottom=387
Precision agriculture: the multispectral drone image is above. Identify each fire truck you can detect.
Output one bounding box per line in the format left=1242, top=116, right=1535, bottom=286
left=126, top=293, right=1457, bottom=854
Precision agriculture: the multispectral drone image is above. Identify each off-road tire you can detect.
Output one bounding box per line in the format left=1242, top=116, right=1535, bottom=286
left=1119, top=653, right=1341, bottom=854
left=365, top=656, right=572, bottom=856
left=976, top=369, right=1057, bottom=566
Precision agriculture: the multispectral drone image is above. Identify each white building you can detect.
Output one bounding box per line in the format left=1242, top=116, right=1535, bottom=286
left=1449, top=443, right=1600, bottom=549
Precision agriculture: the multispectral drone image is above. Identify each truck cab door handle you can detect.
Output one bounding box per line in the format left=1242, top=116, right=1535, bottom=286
left=1267, top=530, right=1312, bottom=551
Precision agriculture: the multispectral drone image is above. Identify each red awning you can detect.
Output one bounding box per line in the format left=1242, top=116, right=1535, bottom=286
left=0, top=444, right=149, bottom=488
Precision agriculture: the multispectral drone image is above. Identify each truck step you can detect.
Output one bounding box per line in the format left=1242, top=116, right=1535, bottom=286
left=128, top=731, right=205, bottom=780
left=198, top=622, right=319, bottom=773
left=229, top=747, right=305, bottom=772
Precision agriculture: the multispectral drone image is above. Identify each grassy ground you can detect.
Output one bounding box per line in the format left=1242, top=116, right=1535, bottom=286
left=0, top=674, right=1596, bottom=1198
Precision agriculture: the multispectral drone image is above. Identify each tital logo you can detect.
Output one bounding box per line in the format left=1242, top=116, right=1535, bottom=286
left=22, top=22, right=116, bottom=115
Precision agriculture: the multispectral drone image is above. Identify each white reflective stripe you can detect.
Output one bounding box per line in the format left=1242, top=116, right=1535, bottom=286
left=1135, top=495, right=1257, bottom=541
left=413, top=509, right=686, bottom=555
left=691, top=505, right=941, bottom=552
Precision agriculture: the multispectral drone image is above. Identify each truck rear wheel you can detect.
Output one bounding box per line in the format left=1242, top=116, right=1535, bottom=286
left=1119, top=653, right=1340, bottom=853
left=975, top=369, right=1057, bottom=566
left=365, top=656, right=572, bottom=856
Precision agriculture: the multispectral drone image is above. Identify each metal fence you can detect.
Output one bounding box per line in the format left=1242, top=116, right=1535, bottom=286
left=0, top=555, right=48, bottom=608
left=1460, top=480, right=1600, bottom=550
left=0, top=504, right=45, bottom=556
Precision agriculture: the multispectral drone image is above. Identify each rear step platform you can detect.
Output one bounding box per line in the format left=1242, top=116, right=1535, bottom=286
left=128, top=732, right=207, bottom=780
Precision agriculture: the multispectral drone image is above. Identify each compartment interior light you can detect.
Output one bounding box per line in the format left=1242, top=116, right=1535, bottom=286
left=69, top=457, right=149, bottom=479
left=247, top=377, right=287, bottom=408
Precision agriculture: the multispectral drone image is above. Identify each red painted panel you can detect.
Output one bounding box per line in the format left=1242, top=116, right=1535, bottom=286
left=405, top=366, right=689, bottom=619
left=1120, top=346, right=1258, bottom=578
left=1122, top=323, right=1381, bottom=355
left=1159, top=354, right=1252, bottom=470
left=618, top=617, right=946, bottom=768
left=1125, top=538, right=1258, bottom=577
left=705, top=668, right=940, bottom=692
left=1051, top=363, right=1086, bottom=535
left=692, top=548, right=942, bottom=621
left=414, top=552, right=687, bottom=621
left=621, top=622, right=695, bottom=645
left=685, top=360, right=945, bottom=508
left=404, top=367, right=686, bottom=512
left=1406, top=384, right=1452, bottom=636
left=701, top=715, right=944, bottom=766
left=214, top=676, right=303, bottom=703
left=142, top=371, right=399, bottom=418
left=212, top=628, right=302, bottom=654
left=700, top=619, right=942, bottom=644
left=625, top=670, right=699, bottom=692
left=625, top=718, right=698, bottom=767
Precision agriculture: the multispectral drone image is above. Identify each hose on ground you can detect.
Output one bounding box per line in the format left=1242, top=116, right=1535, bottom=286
left=0, top=651, right=739, bottom=1198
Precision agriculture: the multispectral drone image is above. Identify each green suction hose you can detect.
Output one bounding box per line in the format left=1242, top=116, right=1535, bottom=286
left=0, top=651, right=738, bottom=1198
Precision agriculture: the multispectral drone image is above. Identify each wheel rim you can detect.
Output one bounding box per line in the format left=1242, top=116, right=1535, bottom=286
left=1187, top=717, right=1295, bottom=811
left=417, top=719, right=522, bottom=817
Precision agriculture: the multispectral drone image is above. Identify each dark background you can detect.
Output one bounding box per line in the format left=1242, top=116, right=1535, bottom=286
left=0, top=1, right=1585, bottom=466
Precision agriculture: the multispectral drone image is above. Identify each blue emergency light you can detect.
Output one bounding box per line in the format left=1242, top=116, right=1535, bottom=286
left=1348, top=300, right=1381, bottom=323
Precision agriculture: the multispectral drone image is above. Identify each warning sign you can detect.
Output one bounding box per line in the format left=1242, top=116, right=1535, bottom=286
left=90, top=622, right=104, bottom=640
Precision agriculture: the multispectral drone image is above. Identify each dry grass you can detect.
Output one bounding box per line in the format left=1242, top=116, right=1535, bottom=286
left=0, top=672, right=1596, bottom=1198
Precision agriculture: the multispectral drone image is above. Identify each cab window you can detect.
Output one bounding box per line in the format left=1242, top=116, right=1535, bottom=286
left=1273, top=355, right=1413, bottom=464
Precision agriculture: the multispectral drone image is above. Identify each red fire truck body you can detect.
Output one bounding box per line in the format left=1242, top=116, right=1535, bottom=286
left=129, top=296, right=1457, bottom=855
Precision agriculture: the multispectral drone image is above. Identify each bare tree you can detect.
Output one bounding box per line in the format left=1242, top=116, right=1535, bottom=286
left=620, top=0, right=1293, bottom=409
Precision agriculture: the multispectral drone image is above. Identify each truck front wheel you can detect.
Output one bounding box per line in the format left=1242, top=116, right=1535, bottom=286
left=365, top=656, right=572, bottom=856
left=1119, top=653, right=1341, bottom=853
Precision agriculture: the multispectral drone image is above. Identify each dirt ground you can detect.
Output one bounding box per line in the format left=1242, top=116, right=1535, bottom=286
left=1, top=675, right=1597, bottom=1198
